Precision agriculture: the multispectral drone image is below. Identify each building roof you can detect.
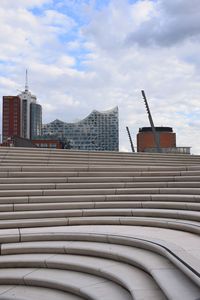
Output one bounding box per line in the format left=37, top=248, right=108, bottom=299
left=139, top=126, right=173, bottom=132
left=44, top=106, right=118, bottom=126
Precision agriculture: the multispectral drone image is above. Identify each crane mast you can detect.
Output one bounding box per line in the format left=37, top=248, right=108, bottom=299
left=126, top=126, right=135, bottom=152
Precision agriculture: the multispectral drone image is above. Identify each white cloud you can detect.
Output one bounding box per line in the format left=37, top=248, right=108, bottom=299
left=43, top=103, right=56, bottom=112
left=130, top=0, right=154, bottom=27
left=42, top=9, right=76, bottom=33
left=127, top=0, right=200, bottom=47
left=0, top=0, right=200, bottom=154
left=0, top=0, right=52, bottom=9
left=57, top=55, right=76, bottom=67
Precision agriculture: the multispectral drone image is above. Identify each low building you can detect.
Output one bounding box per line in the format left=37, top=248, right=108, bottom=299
left=137, top=127, right=190, bottom=154
left=31, top=136, right=63, bottom=149
left=32, top=139, right=62, bottom=149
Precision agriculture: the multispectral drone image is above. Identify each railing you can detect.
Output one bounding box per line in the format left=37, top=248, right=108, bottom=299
left=144, top=147, right=191, bottom=154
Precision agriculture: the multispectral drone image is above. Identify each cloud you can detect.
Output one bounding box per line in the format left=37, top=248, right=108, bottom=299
left=0, top=77, right=19, bottom=95
left=0, top=0, right=200, bottom=154
left=42, top=9, right=76, bottom=34
left=127, top=0, right=200, bottom=47
left=0, top=0, right=52, bottom=9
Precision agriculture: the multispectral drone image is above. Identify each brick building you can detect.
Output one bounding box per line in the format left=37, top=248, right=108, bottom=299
left=137, top=127, right=176, bottom=152
left=2, top=96, right=21, bottom=142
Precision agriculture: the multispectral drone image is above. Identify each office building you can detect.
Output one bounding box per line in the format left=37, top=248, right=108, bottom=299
left=2, top=72, right=42, bottom=143
left=18, top=71, right=39, bottom=139
left=19, top=89, right=37, bottom=139
left=42, top=107, right=119, bottom=151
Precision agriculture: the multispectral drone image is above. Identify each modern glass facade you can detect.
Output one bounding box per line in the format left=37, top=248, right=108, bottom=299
left=18, top=90, right=37, bottom=139
left=22, top=99, right=28, bottom=138
left=42, top=107, right=119, bottom=151
left=30, top=103, right=42, bottom=139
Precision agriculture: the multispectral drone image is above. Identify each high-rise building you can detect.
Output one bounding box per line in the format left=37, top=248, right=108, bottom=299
left=18, top=90, right=37, bottom=139
left=2, top=96, right=21, bottom=142
left=18, top=71, right=39, bottom=139
left=2, top=71, right=42, bottom=143
left=30, top=102, right=42, bottom=139
left=42, top=107, right=119, bottom=151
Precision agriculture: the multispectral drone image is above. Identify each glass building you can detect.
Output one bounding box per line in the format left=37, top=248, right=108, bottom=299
left=30, top=103, right=42, bottom=139
left=18, top=89, right=37, bottom=139
left=42, top=107, right=119, bottom=151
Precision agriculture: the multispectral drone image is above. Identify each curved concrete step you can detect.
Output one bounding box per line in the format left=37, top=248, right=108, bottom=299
left=0, top=253, right=166, bottom=300
left=0, top=216, right=199, bottom=236
left=0, top=239, right=199, bottom=299
left=0, top=268, right=132, bottom=300
left=0, top=208, right=199, bottom=223
left=0, top=285, right=84, bottom=300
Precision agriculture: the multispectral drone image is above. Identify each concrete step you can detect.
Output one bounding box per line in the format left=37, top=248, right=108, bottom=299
left=0, top=268, right=132, bottom=300
left=2, top=187, right=200, bottom=197
left=0, top=253, right=166, bottom=300
left=1, top=181, right=200, bottom=191
left=1, top=194, right=200, bottom=205
left=1, top=238, right=199, bottom=299
left=1, top=175, right=200, bottom=184
left=0, top=147, right=200, bottom=299
left=0, top=285, right=83, bottom=300
left=1, top=201, right=197, bottom=212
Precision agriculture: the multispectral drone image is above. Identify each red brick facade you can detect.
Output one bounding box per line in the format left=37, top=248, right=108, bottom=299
left=137, top=127, right=176, bottom=152
left=2, top=96, right=21, bottom=142
left=32, top=139, right=62, bottom=149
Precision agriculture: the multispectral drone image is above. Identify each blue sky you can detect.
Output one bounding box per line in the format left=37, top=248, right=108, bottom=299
left=0, top=0, right=200, bottom=153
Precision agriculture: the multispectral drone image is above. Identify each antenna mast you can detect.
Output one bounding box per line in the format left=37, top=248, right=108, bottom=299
left=141, top=90, right=161, bottom=153
left=126, top=126, right=135, bottom=152
left=25, top=69, right=29, bottom=92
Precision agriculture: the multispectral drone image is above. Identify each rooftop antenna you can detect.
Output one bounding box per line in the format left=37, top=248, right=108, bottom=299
left=141, top=90, right=161, bottom=153
left=25, top=69, right=29, bottom=92
left=126, top=126, right=135, bottom=152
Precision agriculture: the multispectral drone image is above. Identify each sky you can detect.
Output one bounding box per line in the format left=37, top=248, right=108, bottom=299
left=0, top=0, right=200, bottom=153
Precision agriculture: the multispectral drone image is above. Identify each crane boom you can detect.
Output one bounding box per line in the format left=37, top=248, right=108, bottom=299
left=141, top=90, right=161, bottom=153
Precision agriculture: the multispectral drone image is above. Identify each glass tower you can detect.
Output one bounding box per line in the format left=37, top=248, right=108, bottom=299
left=30, top=103, right=42, bottom=139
